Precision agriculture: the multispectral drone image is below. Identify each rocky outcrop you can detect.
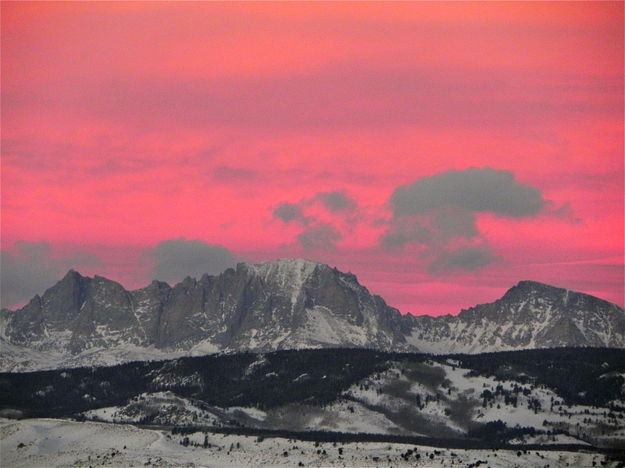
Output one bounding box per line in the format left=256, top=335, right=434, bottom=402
left=0, top=259, right=408, bottom=370
left=405, top=280, right=625, bottom=353
left=1, top=261, right=623, bottom=372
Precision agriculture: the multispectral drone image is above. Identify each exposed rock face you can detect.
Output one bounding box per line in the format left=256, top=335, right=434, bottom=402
left=404, top=280, right=625, bottom=353
left=1, top=261, right=623, bottom=372
left=0, top=260, right=408, bottom=370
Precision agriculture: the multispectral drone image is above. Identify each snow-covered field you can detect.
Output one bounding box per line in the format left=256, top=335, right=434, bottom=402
left=0, top=418, right=617, bottom=468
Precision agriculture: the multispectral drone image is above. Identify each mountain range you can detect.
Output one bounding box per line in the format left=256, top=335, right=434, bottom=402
left=1, top=258, right=624, bottom=371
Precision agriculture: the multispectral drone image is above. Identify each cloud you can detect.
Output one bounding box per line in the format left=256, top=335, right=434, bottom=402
left=274, top=190, right=357, bottom=224
left=380, top=218, right=434, bottom=247
left=383, top=168, right=546, bottom=247
left=0, top=241, right=103, bottom=308
left=314, top=191, right=357, bottom=213
left=390, top=167, right=545, bottom=218
left=430, top=207, right=479, bottom=240
left=381, top=168, right=546, bottom=274
left=297, top=224, right=341, bottom=251
left=428, top=245, right=500, bottom=275
left=212, top=166, right=257, bottom=183
left=273, top=202, right=309, bottom=224
left=149, top=238, right=238, bottom=283
left=380, top=210, right=480, bottom=249
left=273, top=190, right=358, bottom=250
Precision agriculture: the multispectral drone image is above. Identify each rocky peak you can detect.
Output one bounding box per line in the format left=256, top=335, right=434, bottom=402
left=2, top=261, right=624, bottom=372
left=40, top=270, right=91, bottom=327
left=242, top=259, right=322, bottom=285
left=501, top=280, right=567, bottom=302
left=409, top=279, right=625, bottom=354
left=500, top=280, right=620, bottom=314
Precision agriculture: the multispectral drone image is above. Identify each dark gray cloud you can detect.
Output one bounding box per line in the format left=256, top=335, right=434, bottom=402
left=380, top=211, right=478, bottom=249
left=391, top=167, right=544, bottom=218
left=380, top=218, right=434, bottom=247
left=273, top=202, right=309, bottom=224
left=144, top=238, right=238, bottom=283
left=273, top=190, right=358, bottom=250
left=150, top=238, right=238, bottom=284
left=0, top=241, right=102, bottom=309
left=382, top=168, right=546, bottom=274
left=314, top=191, right=357, bottom=213
left=431, top=207, right=479, bottom=240
left=297, top=224, right=341, bottom=251
left=274, top=190, right=357, bottom=224
left=383, top=168, right=546, bottom=247
left=428, top=245, right=500, bottom=275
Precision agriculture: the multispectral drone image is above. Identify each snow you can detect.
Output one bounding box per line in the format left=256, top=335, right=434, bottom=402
left=188, top=340, right=220, bottom=355
left=82, top=392, right=226, bottom=426
left=321, top=400, right=402, bottom=434
left=285, top=305, right=371, bottom=347
left=0, top=418, right=159, bottom=467
left=247, top=259, right=319, bottom=309
left=0, top=418, right=613, bottom=468
left=225, top=407, right=267, bottom=421
left=340, top=359, right=624, bottom=447
left=303, top=307, right=344, bottom=345
left=509, top=433, right=591, bottom=446
left=0, top=340, right=223, bottom=372
left=0, top=311, right=12, bottom=340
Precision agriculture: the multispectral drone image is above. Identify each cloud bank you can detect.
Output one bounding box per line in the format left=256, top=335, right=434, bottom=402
left=390, top=167, right=544, bottom=218
left=148, top=239, right=238, bottom=284
left=0, top=241, right=102, bottom=308
left=382, top=168, right=547, bottom=273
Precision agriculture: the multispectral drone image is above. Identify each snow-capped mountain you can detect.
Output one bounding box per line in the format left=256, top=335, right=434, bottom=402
left=0, top=259, right=408, bottom=371
left=404, top=280, right=625, bottom=354
left=1, top=259, right=624, bottom=371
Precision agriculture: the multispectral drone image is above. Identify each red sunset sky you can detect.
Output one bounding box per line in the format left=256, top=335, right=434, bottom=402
left=1, top=2, right=623, bottom=315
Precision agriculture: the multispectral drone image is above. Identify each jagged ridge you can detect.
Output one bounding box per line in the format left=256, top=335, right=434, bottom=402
left=404, top=280, right=625, bottom=353
left=0, top=259, right=407, bottom=371
left=1, top=259, right=624, bottom=371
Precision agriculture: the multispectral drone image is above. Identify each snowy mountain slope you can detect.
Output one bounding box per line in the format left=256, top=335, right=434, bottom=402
left=404, top=281, right=625, bottom=354
left=1, top=260, right=624, bottom=372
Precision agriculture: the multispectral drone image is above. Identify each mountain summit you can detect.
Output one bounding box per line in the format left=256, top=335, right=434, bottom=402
left=1, top=260, right=623, bottom=371
left=404, top=279, right=625, bottom=353
left=0, top=259, right=407, bottom=371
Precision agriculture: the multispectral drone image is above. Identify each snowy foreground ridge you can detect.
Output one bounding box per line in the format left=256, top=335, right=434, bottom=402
left=2, top=347, right=624, bottom=467
left=2, top=259, right=624, bottom=372
left=0, top=418, right=618, bottom=468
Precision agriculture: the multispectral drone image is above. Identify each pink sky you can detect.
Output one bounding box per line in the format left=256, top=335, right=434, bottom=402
left=2, top=2, right=623, bottom=315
